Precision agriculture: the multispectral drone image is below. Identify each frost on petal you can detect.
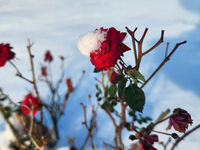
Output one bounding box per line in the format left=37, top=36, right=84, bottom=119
left=77, top=29, right=107, bottom=57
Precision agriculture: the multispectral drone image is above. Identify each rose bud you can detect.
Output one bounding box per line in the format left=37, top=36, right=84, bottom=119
left=44, top=50, right=53, bottom=62
left=166, top=108, right=193, bottom=133
left=0, top=43, right=15, bottom=67
left=66, top=78, right=74, bottom=91
left=77, top=27, right=131, bottom=71
left=108, top=69, right=120, bottom=85
left=20, top=94, right=40, bottom=115
left=41, top=65, right=48, bottom=76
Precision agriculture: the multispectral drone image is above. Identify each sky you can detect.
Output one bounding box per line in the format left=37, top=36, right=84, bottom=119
left=0, top=0, right=200, bottom=149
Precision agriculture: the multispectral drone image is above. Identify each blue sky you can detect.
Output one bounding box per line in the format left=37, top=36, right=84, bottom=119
left=0, top=0, right=200, bottom=149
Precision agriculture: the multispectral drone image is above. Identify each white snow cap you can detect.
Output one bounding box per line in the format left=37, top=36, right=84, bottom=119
left=77, top=29, right=107, bottom=58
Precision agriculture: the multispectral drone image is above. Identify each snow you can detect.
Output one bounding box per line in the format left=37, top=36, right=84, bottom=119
left=77, top=29, right=107, bottom=57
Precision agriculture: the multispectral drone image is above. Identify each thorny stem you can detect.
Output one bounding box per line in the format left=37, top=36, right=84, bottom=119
left=119, top=98, right=126, bottom=126
left=103, top=141, right=116, bottom=149
left=105, top=107, right=118, bottom=129
left=125, top=27, right=138, bottom=65
left=106, top=68, right=113, bottom=86
left=116, top=63, right=123, bottom=75
left=142, top=30, right=164, bottom=56
left=151, top=130, right=171, bottom=136
left=118, top=130, right=124, bottom=149
left=170, top=124, right=200, bottom=150
left=80, top=103, right=95, bottom=150
left=137, top=28, right=148, bottom=67
left=141, top=41, right=187, bottom=89
left=80, top=133, right=90, bottom=150
left=8, top=60, right=33, bottom=84
left=26, top=39, right=40, bottom=101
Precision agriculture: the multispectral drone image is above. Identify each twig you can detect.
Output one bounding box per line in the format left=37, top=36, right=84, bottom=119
left=170, top=124, right=200, bottom=150
left=141, top=41, right=186, bottom=88
left=125, top=27, right=138, bottom=65
left=142, top=30, right=164, bottom=56
left=26, top=39, right=40, bottom=101
left=103, top=141, right=116, bottom=149
left=80, top=103, right=95, bottom=150
left=8, top=60, right=33, bottom=84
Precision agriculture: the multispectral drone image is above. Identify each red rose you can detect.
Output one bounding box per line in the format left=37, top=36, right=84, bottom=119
left=166, top=108, right=193, bottom=133
left=44, top=50, right=53, bottom=62
left=0, top=43, right=15, bottom=67
left=20, top=94, right=40, bottom=115
left=66, top=78, right=74, bottom=91
left=90, top=27, right=131, bottom=71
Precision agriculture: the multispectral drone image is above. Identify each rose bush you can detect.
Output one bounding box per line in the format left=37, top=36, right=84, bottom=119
left=0, top=43, right=15, bottom=67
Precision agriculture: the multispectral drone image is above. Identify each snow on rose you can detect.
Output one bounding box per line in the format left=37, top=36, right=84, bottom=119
left=77, top=27, right=131, bottom=71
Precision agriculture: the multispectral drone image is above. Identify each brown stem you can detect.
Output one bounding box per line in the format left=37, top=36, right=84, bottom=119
left=142, top=30, right=164, bottom=56
left=105, top=107, right=118, bottom=129
left=141, top=41, right=187, bottom=89
left=151, top=130, right=171, bottom=136
left=103, top=141, right=116, bottom=149
left=80, top=133, right=90, bottom=150
left=26, top=39, right=40, bottom=101
left=8, top=60, right=33, bottom=84
left=170, top=124, right=200, bottom=150
left=80, top=103, right=95, bottom=150
left=137, top=28, right=148, bottom=67
left=125, top=27, right=138, bottom=65
left=119, top=98, right=126, bottom=126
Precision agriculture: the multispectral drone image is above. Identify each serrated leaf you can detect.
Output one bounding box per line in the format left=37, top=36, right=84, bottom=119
left=127, top=70, right=145, bottom=82
left=113, top=75, right=124, bottom=82
left=93, top=68, right=101, bottom=73
left=125, top=84, right=145, bottom=113
left=118, top=78, right=127, bottom=99
left=108, top=85, right=117, bottom=97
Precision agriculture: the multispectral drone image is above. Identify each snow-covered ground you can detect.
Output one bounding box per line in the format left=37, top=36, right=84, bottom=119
left=0, top=0, right=200, bottom=149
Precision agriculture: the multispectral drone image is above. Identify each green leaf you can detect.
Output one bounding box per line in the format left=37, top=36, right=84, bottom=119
left=108, top=85, right=117, bottom=97
left=97, top=97, right=102, bottom=101
left=125, top=84, right=145, bottom=113
left=93, top=68, right=101, bottom=73
left=127, top=70, right=145, bottom=82
left=118, top=78, right=127, bottom=99
left=111, top=101, right=117, bottom=106
left=101, top=101, right=108, bottom=110
left=5, top=106, right=12, bottom=112
left=113, top=75, right=124, bottom=82
left=4, top=112, right=11, bottom=119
